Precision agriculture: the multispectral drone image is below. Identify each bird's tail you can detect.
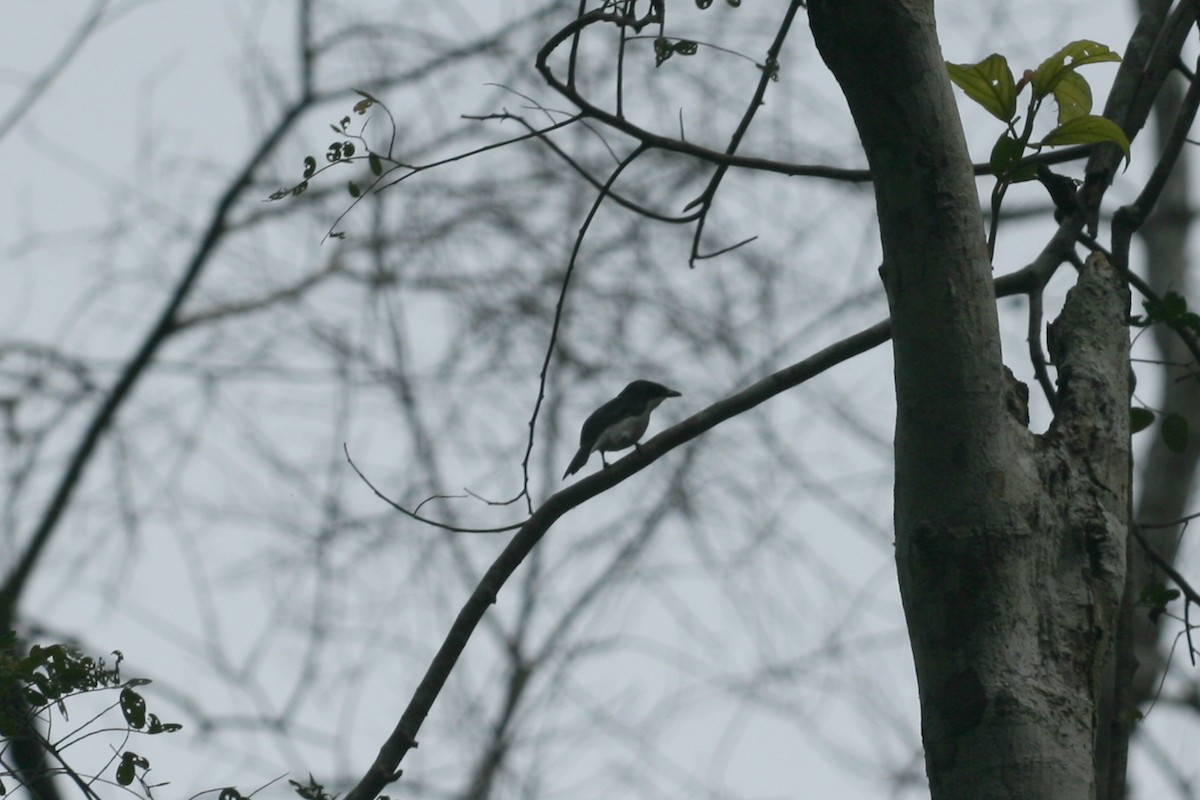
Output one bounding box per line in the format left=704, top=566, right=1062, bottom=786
left=562, top=446, right=590, bottom=479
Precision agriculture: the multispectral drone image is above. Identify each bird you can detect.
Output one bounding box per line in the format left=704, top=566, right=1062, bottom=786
left=562, top=380, right=681, bottom=479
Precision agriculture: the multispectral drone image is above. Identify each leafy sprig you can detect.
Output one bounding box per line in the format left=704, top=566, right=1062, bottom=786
left=266, top=90, right=401, bottom=234
left=947, top=40, right=1129, bottom=257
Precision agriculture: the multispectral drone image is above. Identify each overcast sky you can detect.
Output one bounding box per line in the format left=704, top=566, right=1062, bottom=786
left=2, top=3, right=1197, bottom=799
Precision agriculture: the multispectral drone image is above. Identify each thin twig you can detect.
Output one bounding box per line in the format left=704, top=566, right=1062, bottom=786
left=344, top=445, right=522, bottom=534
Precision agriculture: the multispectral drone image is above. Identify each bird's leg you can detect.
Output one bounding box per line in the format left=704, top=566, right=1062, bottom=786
left=600, top=452, right=610, bottom=468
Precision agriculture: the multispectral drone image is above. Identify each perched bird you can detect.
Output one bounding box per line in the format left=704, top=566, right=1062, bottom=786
left=563, top=380, right=681, bottom=479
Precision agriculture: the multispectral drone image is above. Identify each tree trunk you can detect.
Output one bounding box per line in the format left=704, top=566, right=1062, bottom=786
left=809, top=3, right=1130, bottom=797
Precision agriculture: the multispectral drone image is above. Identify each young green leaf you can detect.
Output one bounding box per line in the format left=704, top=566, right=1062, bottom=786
left=348, top=181, right=361, bottom=198
left=369, top=154, right=383, bottom=176
left=1152, top=291, right=1189, bottom=322
left=1051, top=71, right=1092, bottom=124
left=947, top=54, right=1017, bottom=122
left=120, top=686, right=146, bottom=728
left=115, top=752, right=147, bottom=787
left=1032, top=40, right=1120, bottom=100
left=1041, top=115, right=1130, bottom=163
left=116, top=758, right=135, bottom=787
left=1162, top=412, right=1189, bottom=453
left=1008, top=161, right=1039, bottom=183
left=989, top=134, right=1024, bottom=177
left=1130, top=407, right=1155, bottom=434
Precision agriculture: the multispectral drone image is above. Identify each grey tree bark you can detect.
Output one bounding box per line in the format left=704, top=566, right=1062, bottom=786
left=809, top=3, right=1130, bottom=797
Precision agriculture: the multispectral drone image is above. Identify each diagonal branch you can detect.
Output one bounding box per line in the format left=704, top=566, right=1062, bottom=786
left=0, top=86, right=318, bottom=629
left=341, top=314, right=891, bottom=800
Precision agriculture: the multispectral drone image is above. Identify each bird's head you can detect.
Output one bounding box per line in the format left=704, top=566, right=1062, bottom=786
left=618, top=380, right=681, bottom=411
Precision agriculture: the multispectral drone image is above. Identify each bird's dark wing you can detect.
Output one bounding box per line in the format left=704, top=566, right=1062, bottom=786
left=578, top=394, right=633, bottom=446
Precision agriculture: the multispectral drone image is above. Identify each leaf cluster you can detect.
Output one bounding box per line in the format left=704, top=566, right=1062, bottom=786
left=948, top=40, right=1128, bottom=174
left=1129, top=290, right=1200, bottom=454
left=0, top=635, right=122, bottom=718
left=266, top=90, right=397, bottom=208
left=947, top=40, right=1129, bottom=257
left=0, top=633, right=181, bottom=794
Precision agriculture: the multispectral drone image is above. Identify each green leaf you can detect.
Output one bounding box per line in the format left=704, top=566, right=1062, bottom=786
left=654, top=37, right=672, bottom=66
left=348, top=181, right=361, bottom=198
left=947, top=54, right=1017, bottom=121
left=1041, top=115, right=1130, bottom=163
left=369, top=154, right=383, bottom=176
left=1162, top=412, right=1189, bottom=453
left=31, top=673, right=59, bottom=700
left=116, top=755, right=136, bottom=787
left=1140, top=291, right=1190, bottom=328
left=1052, top=71, right=1092, bottom=123
left=673, top=40, right=698, bottom=56
left=1157, top=291, right=1188, bottom=322
left=989, top=135, right=1024, bottom=177
left=120, top=686, right=146, bottom=728
left=1130, top=407, right=1155, bottom=433
left=144, top=713, right=182, bottom=734
left=1009, top=161, right=1039, bottom=183
left=1140, top=577, right=1181, bottom=622
left=1032, top=40, right=1121, bottom=100
left=302, top=156, right=316, bottom=179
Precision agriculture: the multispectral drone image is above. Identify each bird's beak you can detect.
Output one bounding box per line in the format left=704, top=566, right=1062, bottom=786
left=666, top=389, right=681, bottom=398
